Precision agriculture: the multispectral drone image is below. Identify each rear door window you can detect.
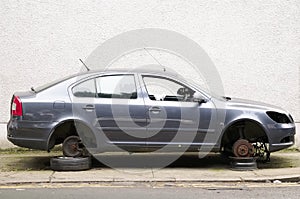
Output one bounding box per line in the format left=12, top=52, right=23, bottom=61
left=72, top=79, right=96, bottom=98
left=96, top=75, right=137, bottom=99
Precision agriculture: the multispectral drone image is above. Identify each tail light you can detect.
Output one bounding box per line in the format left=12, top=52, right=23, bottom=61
left=11, top=96, right=23, bottom=117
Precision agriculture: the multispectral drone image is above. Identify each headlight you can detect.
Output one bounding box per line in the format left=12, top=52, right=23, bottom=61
left=266, top=111, right=292, bottom=124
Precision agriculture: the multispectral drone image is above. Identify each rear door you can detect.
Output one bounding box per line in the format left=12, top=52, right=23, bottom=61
left=93, top=74, right=148, bottom=149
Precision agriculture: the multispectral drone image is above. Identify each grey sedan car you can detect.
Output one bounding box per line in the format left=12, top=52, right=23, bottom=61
left=7, top=69, right=296, bottom=160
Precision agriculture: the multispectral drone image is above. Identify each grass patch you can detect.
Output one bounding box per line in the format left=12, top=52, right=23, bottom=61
left=0, top=147, right=38, bottom=154
left=0, top=145, right=63, bottom=154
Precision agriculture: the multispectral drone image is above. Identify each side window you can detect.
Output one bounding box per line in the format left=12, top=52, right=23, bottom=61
left=72, top=79, right=96, bottom=98
left=142, top=76, right=195, bottom=102
left=96, top=75, right=137, bottom=99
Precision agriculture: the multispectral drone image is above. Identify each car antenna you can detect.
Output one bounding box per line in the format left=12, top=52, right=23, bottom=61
left=79, top=59, right=90, bottom=71
left=143, top=48, right=166, bottom=72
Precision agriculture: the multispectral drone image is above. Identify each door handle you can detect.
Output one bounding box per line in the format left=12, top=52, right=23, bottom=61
left=149, top=106, right=161, bottom=114
left=82, top=104, right=95, bottom=111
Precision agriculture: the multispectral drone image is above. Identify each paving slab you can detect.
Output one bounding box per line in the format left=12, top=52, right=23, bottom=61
left=0, top=171, right=53, bottom=184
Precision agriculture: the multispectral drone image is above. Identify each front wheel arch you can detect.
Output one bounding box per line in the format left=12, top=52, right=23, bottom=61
left=220, top=119, right=269, bottom=154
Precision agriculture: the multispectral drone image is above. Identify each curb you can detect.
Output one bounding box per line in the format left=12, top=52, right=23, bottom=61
left=0, top=173, right=299, bottom=185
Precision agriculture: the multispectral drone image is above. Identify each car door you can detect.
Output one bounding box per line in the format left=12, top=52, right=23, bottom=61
left=93, top=74, right=148, bottom=149
left=140, top=74, right=216, bottom=151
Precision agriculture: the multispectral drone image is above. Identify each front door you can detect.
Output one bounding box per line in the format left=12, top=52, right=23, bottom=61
left=140, top=75, right=216, bottom=151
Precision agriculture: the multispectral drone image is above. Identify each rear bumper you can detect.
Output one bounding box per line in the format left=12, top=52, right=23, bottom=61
left=7, top=137, right=48, bottom=150
left=7, top=119, right=58, bottom=150
left=268, top=123, right=296, bottom=152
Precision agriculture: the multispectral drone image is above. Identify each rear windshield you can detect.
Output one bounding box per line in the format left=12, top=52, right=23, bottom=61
left=34, top=73, right=78, bottom=92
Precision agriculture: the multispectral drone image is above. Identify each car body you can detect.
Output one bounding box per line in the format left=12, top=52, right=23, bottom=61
left=7, top=69, right=296, bottom=158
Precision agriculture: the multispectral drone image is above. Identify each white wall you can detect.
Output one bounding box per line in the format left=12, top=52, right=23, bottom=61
left=0, top=0, right=299, bottom=148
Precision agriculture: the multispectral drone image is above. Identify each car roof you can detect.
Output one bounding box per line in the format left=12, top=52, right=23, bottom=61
left=35, top=66, right=211, bottom=99
left=80, top=65, right=179, bottom=77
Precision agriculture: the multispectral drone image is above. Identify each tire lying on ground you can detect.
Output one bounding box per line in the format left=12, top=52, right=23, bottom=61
left=50, top=156, right=92, bottom=171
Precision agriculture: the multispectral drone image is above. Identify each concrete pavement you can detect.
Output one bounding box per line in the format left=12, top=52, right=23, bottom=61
left=0, top=152, right=300, bottom=185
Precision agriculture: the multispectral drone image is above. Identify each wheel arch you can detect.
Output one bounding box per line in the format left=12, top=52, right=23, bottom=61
left=220, top=118, right=269, bottom=150
left=47, top=118, right=96, bottom=151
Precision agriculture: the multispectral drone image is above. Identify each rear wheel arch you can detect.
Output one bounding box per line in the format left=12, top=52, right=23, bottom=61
left=47, top=119, right=96, bottom=151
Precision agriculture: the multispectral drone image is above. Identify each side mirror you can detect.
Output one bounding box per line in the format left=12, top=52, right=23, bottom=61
left=193, top=92, right=207, bottom=104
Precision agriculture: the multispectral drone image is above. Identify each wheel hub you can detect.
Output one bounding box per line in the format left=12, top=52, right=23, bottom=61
left=233, top=139, right=254, bottom=157
left=62, top=136, right=83, bottom=157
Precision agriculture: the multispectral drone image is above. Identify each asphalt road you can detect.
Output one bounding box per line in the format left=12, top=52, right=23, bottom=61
left=1, top=183, right=300, bottom=199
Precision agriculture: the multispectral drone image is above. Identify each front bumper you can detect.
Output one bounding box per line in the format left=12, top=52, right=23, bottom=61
left=267, top=123, right=296, bottom=152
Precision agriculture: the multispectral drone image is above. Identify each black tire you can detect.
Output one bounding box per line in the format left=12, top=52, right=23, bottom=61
left=50, top=156, right=91, bottom=171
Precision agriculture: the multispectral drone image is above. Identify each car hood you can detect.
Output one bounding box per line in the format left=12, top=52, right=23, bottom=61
left=225, top=97, right=287, bottom=113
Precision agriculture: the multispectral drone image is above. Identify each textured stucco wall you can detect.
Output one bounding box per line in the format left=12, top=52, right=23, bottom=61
left=0, top=0, right=299, bottom=148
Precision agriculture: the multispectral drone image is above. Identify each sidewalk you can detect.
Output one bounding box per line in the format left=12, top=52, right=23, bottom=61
left=0, top=152, right=299, bottom=185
